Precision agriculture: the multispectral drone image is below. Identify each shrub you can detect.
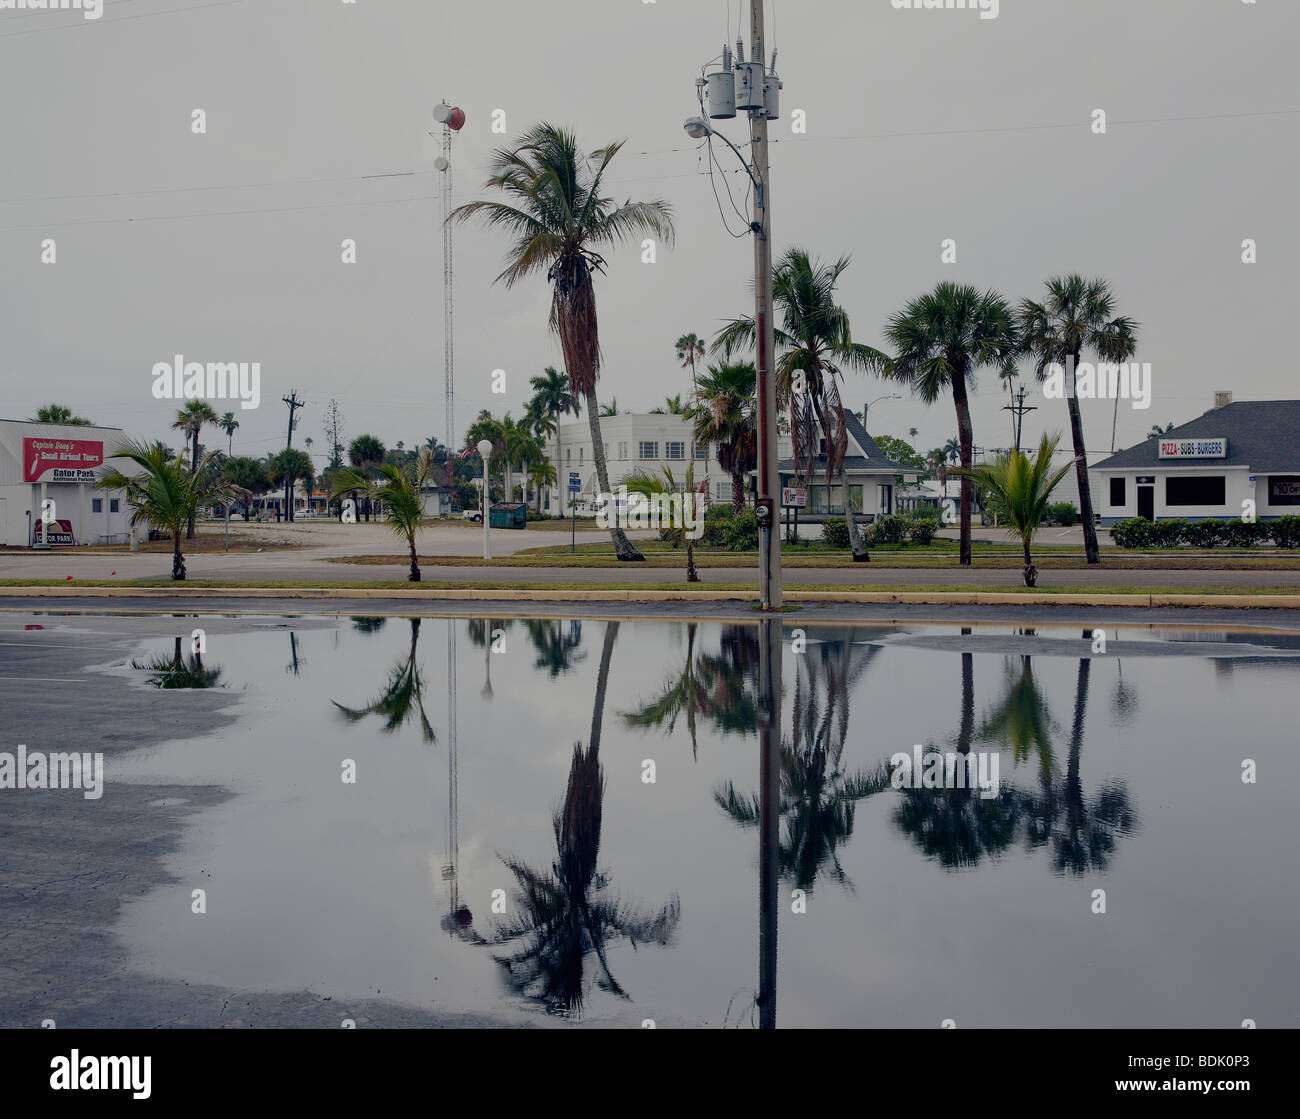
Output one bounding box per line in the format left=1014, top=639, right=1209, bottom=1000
left=905, top=512, right=938, bottom=546
left=871, top=515, right=908, bottom=545
left=1223, top=518, right=1270, bottom=548
left=724, top=506, right=758, bottom=551
left=1046, top=501, right=1079, bottom=526
left=1149, top=519, right=1186, bottom=547
left=822, top=517, right=851, bottom=549
left=1270, top=515, right=1300, bottom=548
left=1182, top=520, right=1227, bottom=548
left=1110, top=517, right=1154, bottom=548
left=702, top=504, right=733, bottom=547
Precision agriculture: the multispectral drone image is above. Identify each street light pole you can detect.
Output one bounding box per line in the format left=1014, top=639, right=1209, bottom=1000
left=478, top=439, right=493, bottom=560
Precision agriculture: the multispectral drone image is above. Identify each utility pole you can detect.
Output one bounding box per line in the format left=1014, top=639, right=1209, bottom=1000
left=749, top=0, right=781, bottom=610
left=283, top=391, right=305, bottom=522
left=1002, top=385, right=1036, bottom=456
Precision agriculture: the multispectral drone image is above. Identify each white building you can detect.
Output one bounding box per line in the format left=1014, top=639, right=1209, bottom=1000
left=542, top=413, right=725, bottom=514
left=0, top=420, right=133, bottom=547
left=1093, top=397, right=1300, bottom=524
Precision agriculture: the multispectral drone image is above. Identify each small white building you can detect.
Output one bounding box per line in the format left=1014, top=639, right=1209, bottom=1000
left=1093, top=397, right=1300, bottom=524
left=0, top=419, right=133, bottom=547
left=776, top=413, right=917, bottom=520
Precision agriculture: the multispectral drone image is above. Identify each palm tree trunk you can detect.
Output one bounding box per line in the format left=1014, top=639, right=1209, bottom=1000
left=585, top=389, right=642, bottom=560
left=556, top=424, right=564, bottom=517
left=951, top=371, right=975, bottom=566
left=841, top=471, right=868, bottom=562
left=408, top=535, right=420, bottom=583
left=1022, top=535, right=1036, bottom=587
left=187, top=431, right=199, bottom=540
left=172, top=531, right=185, bottom=581
left=589, top=620, right=620, bottom=754
left=1066, top=363, right=1101, bottom=564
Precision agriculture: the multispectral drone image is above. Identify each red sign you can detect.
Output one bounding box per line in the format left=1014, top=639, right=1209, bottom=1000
left=34, top=519, right=76, bottom=546
left=22, top=438, right=104, bottom=483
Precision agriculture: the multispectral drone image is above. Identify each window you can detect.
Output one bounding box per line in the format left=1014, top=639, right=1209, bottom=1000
left=695, top=442, right=709, bottom=460
left=639, top=441, right=659, bottom=460
left=1166, top=475, right=1226, bottom=506
left=1109, top=477, right=1126, bottom=507
left=716, top=481, right=732, bottom=502
left=566, top=448, right=571, bottom=465
left=1268, top=476, right=1300, bottom=506
left=666, top=441, right=685, bottom=460
left=618, top=441, right=628, bottom=460
left=579, top=447, right=583, bottom=464
left=110, top=499, right=119, bottom=513
left=91, top=498, right=103, bottom=513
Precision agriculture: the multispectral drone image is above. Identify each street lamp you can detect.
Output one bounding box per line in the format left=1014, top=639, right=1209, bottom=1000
left=477, top=439, right=493, bottom=560
left=863, top=393, right=901, bottom=420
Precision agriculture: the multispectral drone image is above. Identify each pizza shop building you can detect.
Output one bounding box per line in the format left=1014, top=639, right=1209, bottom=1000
left=1092, top=398, right=1300, bottom=525
left=0, top=420, right=132, bottom=547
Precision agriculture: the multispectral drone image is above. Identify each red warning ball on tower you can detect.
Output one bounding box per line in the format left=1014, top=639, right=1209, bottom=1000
left=434, top=103, right=465, bottom=131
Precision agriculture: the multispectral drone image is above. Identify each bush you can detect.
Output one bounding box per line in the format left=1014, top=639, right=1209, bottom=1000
left=1149, top=519, right=1186, bottom=548
left=1223, top=519, right=1270, bottom=548
left=905, top=512, right=938, bottom=546
left=1182, top=520, right=1227, bottom=548
left=724, top=506, right=758, bottom=551
left=871, top=515, right=908, bottom=545
left=1110, top=518, right=1154, bottom=548
left=822, top=517, right=851, bottom=549
left=702, top=504, right=733, bottom=547
left=1046, top=501, right=1079, bottom=527
left=1270, top=515, right=1300, bottom=548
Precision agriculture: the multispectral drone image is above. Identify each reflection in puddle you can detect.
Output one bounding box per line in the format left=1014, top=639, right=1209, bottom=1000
left=105, top=617, right=1300, bottom=1028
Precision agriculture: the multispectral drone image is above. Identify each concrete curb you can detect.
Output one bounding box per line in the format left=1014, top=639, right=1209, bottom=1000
left=1, top=586, right=1298, bottom=609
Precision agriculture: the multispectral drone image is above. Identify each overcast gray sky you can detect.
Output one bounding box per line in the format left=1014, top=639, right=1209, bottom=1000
left=2, top=0, right=1296, bottom=465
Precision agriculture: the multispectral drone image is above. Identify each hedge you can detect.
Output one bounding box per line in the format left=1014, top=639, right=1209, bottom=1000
left=1109, top=516, right=1300, bottom=548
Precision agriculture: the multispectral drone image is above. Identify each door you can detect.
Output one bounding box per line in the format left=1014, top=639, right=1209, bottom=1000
left=1137, top=485, right=1154, bottom=520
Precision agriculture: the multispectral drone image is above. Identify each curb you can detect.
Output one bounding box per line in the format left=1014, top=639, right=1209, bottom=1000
left=0, top=586, right=1297, bottom=609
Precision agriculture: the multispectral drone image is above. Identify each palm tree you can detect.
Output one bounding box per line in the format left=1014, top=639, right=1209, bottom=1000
left=649, top=394, right=685, bottom=415
left=332, top=449, right=432, bottom=581
left=527, top=457, right=557, bottom=515
left=219, top=411, right=239, bottom=455
left=131, top=636, right=223, bottom=689
left=943, top=437, right=961, bottom=465
left=171, top=400, right=219, bottom=539
left=490, top=623, right=680, bottom=1014
left=451, top=123, right=674, bottom=561
left=529, top=366, right=580, bottom=515
left=687, top=361, right=756, bottom=514
left=1018, top=275, right=1139, bottom=564
left=267, top=448, right=314, bottom=524
left=97, top=440, right=234, bottom=580
left=333, top=618, right=435, bottom=741
left=599, top=397, right=619, bottom=418
left=1148, top=421, right=1174, bottom=438
left=347, top=434, right=386, bottom=521
left=882, top=282, right=1020, bottom=566
left=951, top=433, right=1074, bottom=587
left=30, top=403, right=92, bottom=425
left=524, top=619, right=586, bottom=677
left=622, top=462, right=705, bottom=582
left=715, top=250, right=887, bottom=560
left=675, top=332, right=707, bottom=388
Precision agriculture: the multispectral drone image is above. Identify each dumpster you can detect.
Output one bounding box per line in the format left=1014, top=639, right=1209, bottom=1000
left=489, top=502, right=528, bottom=529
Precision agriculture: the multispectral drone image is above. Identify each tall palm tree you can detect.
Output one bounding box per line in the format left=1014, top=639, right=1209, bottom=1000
left=333, top=618, right=435, bottom=741
left=951, top=433, right=1075, bottom=587
left=529, top=366, right=580, bottom=515
left=1018, top=275, right=1139, bottom=564
left=943, top=436, right=961, bottom=465
left=687, top=361, right=756, bottom=514
left=267, top=448, right=313, bottom=524
left=172, top=400, right=218, bottom=539
left=882, top=282, right=1020, bottom=566
left=451, top=123, right=675, bottom=561
left=332, top=448, right=432, bottom=581
left=715, top=250, right=887, bottom=560
left=347, top=434, right=386, bottom=521
left=30, top=403, right=92, bottom=425
left=97, top=440, right=234, bottom=580
left=675, top=332, right=707, bottom=389
left=220, top=411, right=239, bottom=455
left=491, top=623, right=680, bottom=1015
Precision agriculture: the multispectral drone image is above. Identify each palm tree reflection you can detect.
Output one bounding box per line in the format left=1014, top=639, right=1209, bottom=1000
left=333, top=617, right=435, bottom=743
left=131, top=636, right=222, bottom=689
left=491, top=622, right=680, bottom=1016
left=524, top=619, right=586, bottom=677
left=716, top=630, right=891, bottom=893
